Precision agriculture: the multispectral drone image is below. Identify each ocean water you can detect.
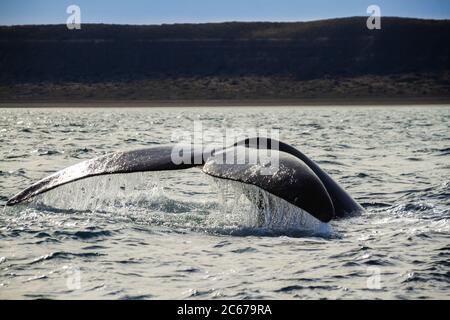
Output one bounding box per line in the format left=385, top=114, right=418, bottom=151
left=0, top=106, right=449, bottom=300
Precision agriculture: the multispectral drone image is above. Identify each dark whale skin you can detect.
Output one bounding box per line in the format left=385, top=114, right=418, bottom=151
left=234, top=137, right=363, bottom=217
left=7, top=139, right=362, bottom=223
left=203, top=146, right=335, bottom=222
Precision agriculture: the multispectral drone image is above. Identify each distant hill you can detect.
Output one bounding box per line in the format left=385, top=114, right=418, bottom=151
left=0, top=17, right=449, bottom=101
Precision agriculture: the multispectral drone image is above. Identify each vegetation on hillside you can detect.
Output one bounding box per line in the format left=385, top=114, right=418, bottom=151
left=0, top=17, right=449, bottom=100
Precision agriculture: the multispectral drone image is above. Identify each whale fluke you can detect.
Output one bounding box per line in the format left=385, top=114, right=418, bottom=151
left=203, top=146, right=335, bottom=222
left=6, top=146, right=203, bottom=206
left=6, top=138, right=362, bottom=223
left=234, top=137, right=363, bottom=217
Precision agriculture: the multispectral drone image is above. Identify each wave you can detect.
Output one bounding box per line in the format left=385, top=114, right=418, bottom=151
left=29, top=251, right=106, bottom=264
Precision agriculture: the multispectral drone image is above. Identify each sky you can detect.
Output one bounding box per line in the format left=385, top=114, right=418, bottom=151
left=0, top=0, right=449, bottom=25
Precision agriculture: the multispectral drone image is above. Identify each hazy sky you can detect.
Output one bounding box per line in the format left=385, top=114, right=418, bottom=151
left=1, top=0, right=449, bottom=25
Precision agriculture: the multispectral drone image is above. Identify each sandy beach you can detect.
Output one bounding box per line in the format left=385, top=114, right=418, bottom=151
left=1, top=97, right=450, bottom=108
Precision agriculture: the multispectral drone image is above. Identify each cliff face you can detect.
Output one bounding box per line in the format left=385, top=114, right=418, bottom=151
left=0, top=17, right=449, bottom=100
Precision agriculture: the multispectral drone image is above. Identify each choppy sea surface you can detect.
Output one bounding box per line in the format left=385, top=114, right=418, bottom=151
left=0, top=106, right=449, bottom=300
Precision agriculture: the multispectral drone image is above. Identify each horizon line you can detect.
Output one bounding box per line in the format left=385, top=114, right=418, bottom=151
left=1, top=15, right=449, bottom=27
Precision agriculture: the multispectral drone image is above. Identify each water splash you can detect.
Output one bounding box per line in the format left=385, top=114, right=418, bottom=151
left=208, top=178, right=332, bottom=236
left=17, top=172, right=332, bottom=237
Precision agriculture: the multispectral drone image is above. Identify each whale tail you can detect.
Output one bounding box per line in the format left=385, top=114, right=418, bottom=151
left=6, top=139, right=362, bottom=222
left=6, top=146, right=204, bottom=207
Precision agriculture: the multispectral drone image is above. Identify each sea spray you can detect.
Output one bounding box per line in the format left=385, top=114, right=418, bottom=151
left=24, top=171, right=332, bottom=236
left=208, top=177, right=332, bottom=236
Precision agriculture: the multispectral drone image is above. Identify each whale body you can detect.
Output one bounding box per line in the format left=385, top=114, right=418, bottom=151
left=6, top=138, right=363, bottom=222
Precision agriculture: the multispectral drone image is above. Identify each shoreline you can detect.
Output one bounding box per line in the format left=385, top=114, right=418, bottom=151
left=1, top=97, right=450, bottom=107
